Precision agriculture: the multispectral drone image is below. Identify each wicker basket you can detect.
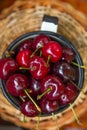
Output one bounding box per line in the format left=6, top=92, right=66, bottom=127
left=0, top=0, right=87, bottom=130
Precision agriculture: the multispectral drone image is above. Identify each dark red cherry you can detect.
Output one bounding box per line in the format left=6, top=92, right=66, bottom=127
left=42, top=41, right=62, bottom=62
left=39, top=98, right=59, bottom=114
left=32, top=34, right=50, bottom=50
left=30, top=77, right=41, bottom=96
left=6, top=74, right=29, bottom=96
left=52, top=61, right=76, bottom=82
left=59, top=82, right=78, bottom=105
left=41, top=75, right=64, bottom=100
left=18, top=39, right=32, bottom=51
left=0, top=58, right=19, bottom=80
left=20, top=100, right=39, bottom=117
left=16, top=49, right=32, bottom=67
left=28, top=56, right=49, bottom=80
left=62, top=47, right=75, bottom=63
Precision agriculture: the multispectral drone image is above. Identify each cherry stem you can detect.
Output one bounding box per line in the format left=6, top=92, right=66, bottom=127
left=24, top=89, right=41, bottom=112
left=47, top=55, right=51, bottom=65
left=5, top=50, right=15, bottom=57
left=22, top=114, right=26, bottom=123
left=19, top=67, right=30, bottom=70
left=30, top=45, right=43, bottom=58
left=52, top=113, right=60, bottom=130
left=20, top=95, right=25, bottom=102
left=40, top=50, right=42, bottom=57
left=36, top=113, right=41, bottom=130
left=72, top=61, right=87, bottom=69
left=70, top=80, right=81, bottom=91
left=70, top=80, right=84, bottom=93
left=37, top=87, right=52, bottom=100
left=19, top=66, right=37, bottom=71
left=69, top=103, right=82, bottom=126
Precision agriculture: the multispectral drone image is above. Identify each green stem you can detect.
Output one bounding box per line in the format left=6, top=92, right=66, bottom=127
left=37, top=87, right=52, bottom=100
left=47, top=55, right=51, bottom=65
left=36, top=113, right=41, bottom=130
left=40, top=50, right=42, bottom=57
left=19, top=66, right=37, bottom=71
left=70, top=80, right=84, bottom=94
left=20, top=95, right=25, bottom=102
left=30, top=45, right=42, bottom=58
left=19, top=67, right=30, bottom=70
left=70, top=80, right=81, bottom=91
left=24, top=89, right=41, bottom=112
left=22, top=114, right=26, bottom=123
left=5, top=50, right=15, bottom=57
left=69, top=103, right=82, bottom=125
left=72, top=61, right=87, bottom=69
left=52, top=113, right=60, bottom=130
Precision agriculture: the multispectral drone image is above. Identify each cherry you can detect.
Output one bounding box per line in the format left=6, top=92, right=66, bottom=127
left=52, top=61, right=76, bottom=82
left=16, top=49, right=32, bottom=67
left=32, top=34, right=50, bottom=50
left=6, top=74, right=29, bottom=96
left=62, top=47, right=75, bottom=63
left=20, top=99, right=39, bottom=117
left=18, top=39, right=32, bottom=51
left=59, top=82, right=78, bottom=105
left=28, top=56, right=49, bottom=80
left=0, top=58, right=19, bottom=80
left=29, top=77, right=41, bottom=96
left=42, top=41, right=62, bottom=62
left=41, top=75, right=64, bottom=101
left=39, top=97, right=59, bottom=114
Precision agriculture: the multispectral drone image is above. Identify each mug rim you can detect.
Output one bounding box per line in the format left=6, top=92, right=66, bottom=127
left=0, top=30, right=84, bottom=116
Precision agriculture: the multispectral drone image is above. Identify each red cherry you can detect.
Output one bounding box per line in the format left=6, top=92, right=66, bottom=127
left=39, top=97, right=59, bottom=114
left=52, top=61, right=76, bottom=82
left=32, top=34, right=50, bottom=50
left=28, top=56, right=49, bottom=80
left=16, top=49, right=32, bottom=67
left=41, top=75, right=64, bottom=100
left=18, top=39, right=32, bottom=51
left=6, top=74, right=29, bottom=96
left=0, top=58, right=19, bottom=80
left=42, top=41, right=62, bottom=62
left=59, top=82, right=78, bottom=105
left=20, top=100, right=39, bottom=117
left=62, top=47, right=75, bottom=63
left=29, top=77, right=41, bottom=96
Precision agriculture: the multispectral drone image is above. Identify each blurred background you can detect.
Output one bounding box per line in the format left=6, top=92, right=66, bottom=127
left=0, top=0, right=87, bottom=15
left=0, top=0, right=87, bottom=130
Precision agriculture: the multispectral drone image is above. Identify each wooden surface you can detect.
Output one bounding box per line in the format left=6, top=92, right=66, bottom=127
left=0, top=0, right=87, bottom=130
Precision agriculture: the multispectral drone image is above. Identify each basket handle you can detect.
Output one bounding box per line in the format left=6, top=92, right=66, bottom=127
left=41, top=15, right=58, bottom=33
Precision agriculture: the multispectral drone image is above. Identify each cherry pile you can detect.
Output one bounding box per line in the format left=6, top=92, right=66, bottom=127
left=0, top=34, right=79, bottom=117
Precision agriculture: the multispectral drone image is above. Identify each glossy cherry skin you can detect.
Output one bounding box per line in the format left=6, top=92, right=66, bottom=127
left=41, top=75, right=64, bottom=101
left=52, top=61, right=76, bottom=82
left=0, top=58, right=19, bottom=80
left=62, top=47, right=75, bottom=63
left=20, top=100, right=39, bottom=117
left=39, top=97, right=59, bottom=114
left=18, top=39, right=32, bottom=51
left=28, top=56, right=49, bottom=80
left=32, top=34, right=50, bottom=50
left=6, top=74, right=29, bottom=96
left=16, top=49, right=32, bottom=67
left=29, top=77, right=41, bottom=96
left=42, top=41, right=62, bottom=63
left=59, top=82, right=78, bottom=105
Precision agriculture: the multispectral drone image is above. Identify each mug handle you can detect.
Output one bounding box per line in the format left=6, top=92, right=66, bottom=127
left=41, top=15, right=58, bottom=33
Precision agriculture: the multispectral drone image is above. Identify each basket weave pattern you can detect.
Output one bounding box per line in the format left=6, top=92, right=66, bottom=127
left=0, top=0, right=87, bottom=129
